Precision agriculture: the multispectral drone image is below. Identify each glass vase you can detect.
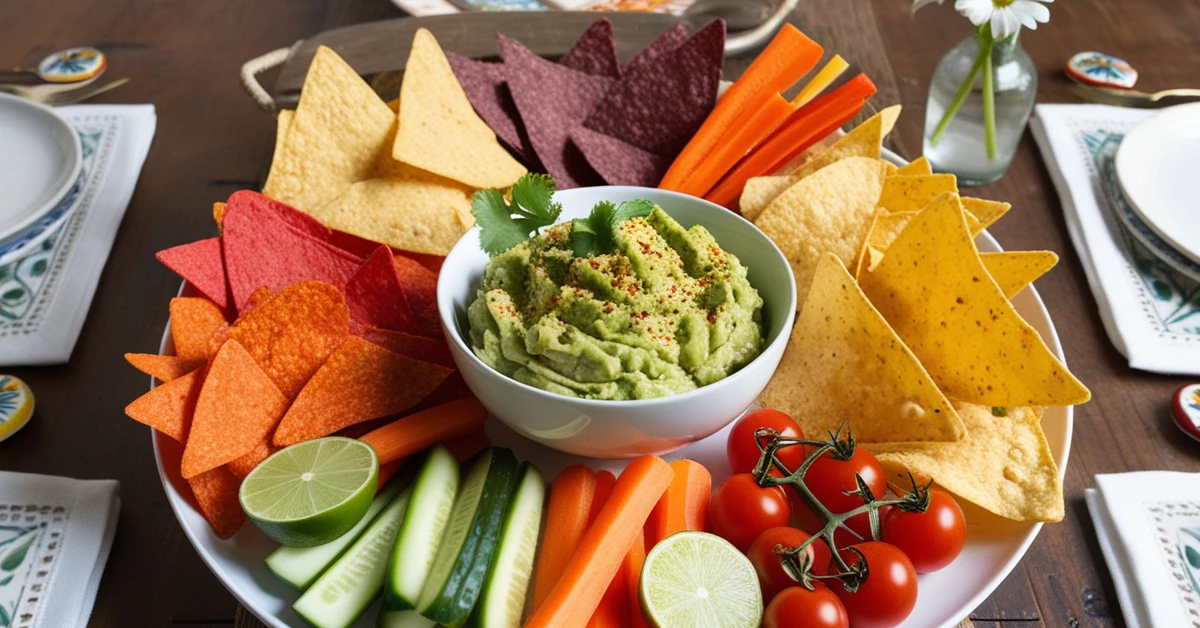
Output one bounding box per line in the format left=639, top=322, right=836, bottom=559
left=922, top=31, right=1037, bottom=186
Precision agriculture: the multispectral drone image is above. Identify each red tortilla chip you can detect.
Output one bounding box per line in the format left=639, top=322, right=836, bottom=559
left=498, top=33, right=612, bottom=189
left=572, top=126, right=669, bottom=187
left=170, top=297, right=229, bottom=361
left=406, top=251, right=445, bottom=274
left=624, top=23, right=690, bottom=75
left=445, top=52, right=535, bottom=162
left=583, top=19, right=724, bottom=157
left=188, top=466, right=245, bottom=539
left=225, top=190, right=335, bottom=243
left=222, top=194, right=362, bottom=313
left=229, top=281, right=350, bottom=399
left=124, top=365, right=205, bottom=442
left=125, top=353, right=205, bottom=382
left=329, top=228, right=392, bottom=260
left=392, top=254, right=441, bottom=338
left=227, top=439, right=279, bottom=480
left=182, top=339, right=289, bottom=479
left=356, top=324, right=453, bottom=367
left=156, top=238, right=230, bottom=311
left=345, top=246, right=417, bottom=334
left=272, top=337, right=452, bottom=446
left=560, top=19, right=621, bottom=79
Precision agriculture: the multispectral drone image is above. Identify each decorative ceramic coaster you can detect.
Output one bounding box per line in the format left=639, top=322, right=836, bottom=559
left=1172, top=384, right=1200, bottom=444
left=1066, top=51, right=1138, bottom=89
left=0, top=376, right=33, bottom=443
left=36, top=47, right=106, bottom=83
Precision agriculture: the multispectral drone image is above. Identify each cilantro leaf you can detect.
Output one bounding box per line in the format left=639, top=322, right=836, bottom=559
left=612, top=199, right=655, bottom=224
left=570, top=218, right=599, bottom=258
left=569, top=199, right=656, bottom=257
left=471, top=174, right=562, bottom=257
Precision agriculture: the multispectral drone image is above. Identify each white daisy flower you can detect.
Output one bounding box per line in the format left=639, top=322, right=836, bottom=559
left=953, top=0, right=1053, bottom=39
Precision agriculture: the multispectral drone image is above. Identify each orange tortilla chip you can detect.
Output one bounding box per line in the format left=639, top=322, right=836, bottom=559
left=244, top=286, right=274, bottom=314
left=227, top=439, right=280, bottom=480
left=170, top=297, right=229, bottom=361
left=272, top=336, right=453, bottom=446
left=124, top=366, right=206, bottom=442
left=188, top=466, right=246, bottom=539
left=125, top=353, right=205, bottom=383
left=182, top=339, right=290, bottom=479
left=229, top=281, right=350, bottom=399
left=356, top=324, right=454, bottom=368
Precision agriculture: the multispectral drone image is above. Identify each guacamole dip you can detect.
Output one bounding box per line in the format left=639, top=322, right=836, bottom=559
left=467, top=205, right=764, bottom=400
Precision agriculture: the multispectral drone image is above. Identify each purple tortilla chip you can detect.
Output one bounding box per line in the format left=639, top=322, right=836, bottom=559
left=571, top=127, right=668, bottom=188
left=583, top=19, right=725, bottom=158
left=560, top=18, right=621, bottom=79
left=498, top=32, right=612, bottom=189
left=624, top=22, right=690, bottom=75
left=445, top=52, right=535, bottom=163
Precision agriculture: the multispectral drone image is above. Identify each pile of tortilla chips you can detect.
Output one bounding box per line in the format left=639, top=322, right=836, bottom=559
left=127, top=192, right=479, bottom=538
left=753, top=107, right=1090, bottom=523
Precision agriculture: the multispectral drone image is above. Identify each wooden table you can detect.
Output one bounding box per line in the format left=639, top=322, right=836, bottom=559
left=1, top=0, right=1198, bottom=626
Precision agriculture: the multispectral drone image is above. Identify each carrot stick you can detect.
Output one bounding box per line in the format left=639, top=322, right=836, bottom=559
left=525, top=456, right=674, bottom=628
left=531, top=466, right=598, bottom=613
left=587, top=471, right=617, bottom=526
left=586, top=470, right=625, bottom=628
left=377, top=459, right=404, bottom=491
left=444, top=429, right=491, bottom=462
left=646, top=459, right=712, bottom=547
left=659, top=25, right=823, bottom=190
left=626, top=528, right=650, bottom=628
left=704, top=74, right=876, bottom=208
left=358, top=397, right=487, bottom=465
left=677, top=94, right=794, bottom=198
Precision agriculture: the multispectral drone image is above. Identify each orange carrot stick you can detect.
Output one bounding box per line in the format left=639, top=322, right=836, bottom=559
left=358, top=397, right=487, bottom=465
left=586, top=470, right=625, bottom=628
left=588, top=470, right=617, bottom=526
left=531, top=466, right=599, bottom=613
left=646, top=459, right=712, bottom=547
left=525, top=456, right=675, bottom=628
left=626, top=528, right=650, bottom=628
left=659, top=25, right=823, bottom=190
left=704, top=74, right=876, bottom=208
left=677, top=94, right=793, bottom=198
left=377, top=459, right=404, bottom=491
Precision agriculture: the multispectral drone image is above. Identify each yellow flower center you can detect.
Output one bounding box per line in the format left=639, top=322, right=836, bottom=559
left=993, top=0, right=1016, bottom=6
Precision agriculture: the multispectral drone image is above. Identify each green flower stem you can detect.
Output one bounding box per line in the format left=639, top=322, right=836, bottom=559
left=929, top=26, right=991, bottom=147
left=981, top=33, right=997, bottom=160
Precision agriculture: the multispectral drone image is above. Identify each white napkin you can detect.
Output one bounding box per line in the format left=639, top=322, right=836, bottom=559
left=1086, top=472, right=1200, bottom=628
left=0, top=471, right=120, bottom=628
left=1030, top=104, right=1200, bottom=376
left=0, top=105, right=155, bottom=366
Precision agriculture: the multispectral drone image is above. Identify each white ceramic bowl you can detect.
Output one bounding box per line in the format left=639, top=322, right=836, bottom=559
left=437, top=186, right=797, bottom=458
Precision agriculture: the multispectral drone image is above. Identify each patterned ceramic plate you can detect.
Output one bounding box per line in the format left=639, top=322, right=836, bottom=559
left=0, top=93, right=82, bottom=248
left=0, top=174, right=82, bottom=268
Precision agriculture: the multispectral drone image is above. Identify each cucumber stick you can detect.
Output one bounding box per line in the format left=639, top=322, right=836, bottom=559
left=469, top=462, right=545, bottom=628
left=266, top=479, right=406, bottom=590
left=416, top=447, right=519, bottom=628
left=385, top=444, right=460, bottom=610
left=293, top=482, right=413, bottom=628
left=378, top=610, right=435, bottom=628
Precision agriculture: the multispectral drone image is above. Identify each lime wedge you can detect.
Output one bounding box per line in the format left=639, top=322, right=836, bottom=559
left=639, top=531, right=763, bottom=628
left=239, top=437, right=379, bottom=547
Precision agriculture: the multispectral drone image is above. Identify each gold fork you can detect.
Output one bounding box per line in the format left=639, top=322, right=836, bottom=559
left=0, top=77, right=128, bottom=106
left=1071, top=82, right=1200, bottom=108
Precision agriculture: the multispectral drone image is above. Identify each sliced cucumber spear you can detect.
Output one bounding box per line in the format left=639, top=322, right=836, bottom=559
left=267, top=479, right=407, bottom=590
left=416, top=447, right=519, bottom=628
left=385, top=444, right=460, bottom=610
left=378, top=610, right=435, bottom=628
left=293, top=480, right=414, bottom=628
left=468, top=462, right=546, bottom=628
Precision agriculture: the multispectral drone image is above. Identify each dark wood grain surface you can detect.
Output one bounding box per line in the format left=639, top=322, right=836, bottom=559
left=2, top=0, right=1198, bottom=626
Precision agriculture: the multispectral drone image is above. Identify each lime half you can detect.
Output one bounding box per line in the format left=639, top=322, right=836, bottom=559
left=239, top=437, right=379, bottom=547
left=640, top=531, right=763, bottom=628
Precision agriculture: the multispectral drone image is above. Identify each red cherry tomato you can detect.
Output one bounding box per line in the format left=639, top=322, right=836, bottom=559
left=763, top=583, right=849, bottom=628
left=829, top=542, right=918, bottom=628
left=727, top=409, right=807, bottom=477
left=883, top=489, right=966, bottom=573
left=709, top=474, right=791, bottom=551
left=802, top=446, right=886, bottom=515
left=747, top=527, right=833, bottom=602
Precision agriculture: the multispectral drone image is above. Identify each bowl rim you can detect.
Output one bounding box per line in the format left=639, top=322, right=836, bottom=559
left=0, top=92, right=83, bottom=244
left=436, top=185, right=798, bottom=408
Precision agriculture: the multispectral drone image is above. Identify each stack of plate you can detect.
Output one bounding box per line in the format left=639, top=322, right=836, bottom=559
left=1112, top=102, right=1200, bottom=281
left=0, top=92, right=83, bottom=267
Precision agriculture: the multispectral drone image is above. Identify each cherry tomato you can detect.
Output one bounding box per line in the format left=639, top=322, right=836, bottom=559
left=829, top=542, right=918, bottom=628
left=727, top=409, right=807, bottom=477
left=802, top=445, right=886, bottom=515
left=709, top=474, right=791, bottom=551
left=763, top=583, right=849, bottom=628
left=883, top=489, right=966, bottom=573
left=747, top=527, right=833, bottom=602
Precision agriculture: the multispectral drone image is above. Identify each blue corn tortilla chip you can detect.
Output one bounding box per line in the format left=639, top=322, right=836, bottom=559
left=444, top=51, right=536, bottom=163
left=498, top=32, right=612, bottom=189
left=583, top=19, right=725, bottom=158
left=560, top=18, right=621, bottom=79
left=571, top=127, right=668, bottom=187
left=623, top=22, right=690, bottom=75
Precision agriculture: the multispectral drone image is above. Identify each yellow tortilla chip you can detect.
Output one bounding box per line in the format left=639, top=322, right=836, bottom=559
left=313, top=176, right=471, bottom=256
left=386, top=97, right=399, bottom=113
left=760, top=255, right=963, bottom=444
left=740, top=176, right=800, bottom=221
left=393, top=28, right=525, bottom=189
left=263, top=46, right=395, bottom=211
left=878, top=174, right=958, bottom=212
left=858, top=193, right=1091, bottom=406
left=754, top=157, right=888, bottom=308
left=895, top=156, right=931, bottom=176
left=980, top=251, right=1058, bottom=299
left=962, top=197, right=1011, bottom=231
left=884, top=162, right=898, bottom=176
left=273, top=109, right=293, bottom=162
left=873, top=404, right=1063, bottom=522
